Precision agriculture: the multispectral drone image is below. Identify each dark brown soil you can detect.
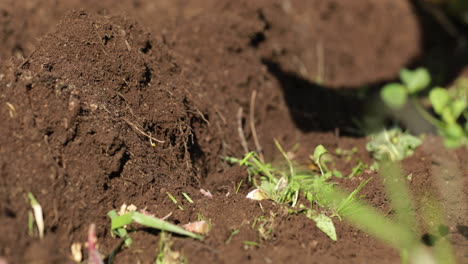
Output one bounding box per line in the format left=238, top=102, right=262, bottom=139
left=0, top=1, right=467, bottom=264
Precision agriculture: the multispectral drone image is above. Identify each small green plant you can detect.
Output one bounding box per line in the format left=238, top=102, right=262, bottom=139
left=381, top=68, right=431, bottom=109
left=182, top=192, right=193, bottom=204
left=366, top=128, right=422, bottom=163
left=380, top=68, right=467, bottom=148
left=319, top=159, right=456, bottom=264
left=243, top=241, right=260, bottom=247
left=252, top=211, right=277, bottom=241
left=108, top=210, right=203, bottom=240
left=332, top=177, right=372, bottom=219
left=167, top=192, right=184, bottom=211
left=229, top=141, right=371, bottom=241
left=225, top=229, right=240, bottom=244
left=428, top=82, right=467, bottom=147
left=28, top=192, right=44, bottom=239
left=107, top=210, right=133, bottom=247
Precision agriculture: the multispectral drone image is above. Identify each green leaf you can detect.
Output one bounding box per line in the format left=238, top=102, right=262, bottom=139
left=107, top=210, right=132, bottom=247
left=313, top=145, right=328, bottom=165
left=400, top=68, right=431, bottom=94
left=348, top=161, right=365, bottom=178
left=111, top=212, right=203, bottom=240
left=450, top=100, right=467, bottom=121
left=381, top=83, right=408, bottom=109
left=306, top=211, right=337, bottom=241
left=111, top=212, right=135, bottom=229
left=429, top=88, right=450, bottom=114
left=442, top=123, right=464, bottom=139
left=313, top=145, right=329, bottom=175
left=131, top=212, right=202, bottom=239
left=443, top=137, right=463, bottom=149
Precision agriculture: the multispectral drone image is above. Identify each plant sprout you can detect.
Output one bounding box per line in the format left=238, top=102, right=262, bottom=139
left=109, top=210, right=203, bottom=240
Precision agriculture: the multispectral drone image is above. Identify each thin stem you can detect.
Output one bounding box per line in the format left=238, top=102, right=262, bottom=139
left=411, top=98, right=443, bottom=129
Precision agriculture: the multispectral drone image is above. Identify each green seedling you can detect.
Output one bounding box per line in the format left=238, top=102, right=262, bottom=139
left=381, top=68, right=468, bottom=148
left=182, top=193, right=193, bottom=204
left=107, top=210, right=133, bottom=247
left=167, top=192, right=184, bottom=211
left=428, top=84, right=467, bottom=148
left=243, top=241, right=260, bottom=247
left=252, top=212, right=277, bottom=241
left=381, top=67, right=430, bottom=109
left=332, top=177, right=372, bottom=219
left=235, top=179, right=244, bottom=194
left=335, top=147, right=359, bottom=163
left=366, top=128, right=422, bottom=162
left=318, top=159, right=456, bottom=264
left=348, top=161, right=365, bottom=178
left=156, top=232, right=187, bottom=264
left=28, top=211, right=34, bottom=236
left=302, top=208, right=337, bottom=241
left=225, top=229, right=240, bottom=244
left=313, top=144, right=330, bottom=176
left=28, top=192, right=44, bottom=239
left=108, top=210, right=202, bottom=240
left=229, top=142, right=375, bottom=241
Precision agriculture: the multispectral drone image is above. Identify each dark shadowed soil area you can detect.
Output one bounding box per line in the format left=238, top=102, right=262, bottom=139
left=0, top=1, right=467, bottom=263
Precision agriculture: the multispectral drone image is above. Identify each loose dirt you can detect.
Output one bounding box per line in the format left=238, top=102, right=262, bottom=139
left=0, top=1, right=467, bottom=263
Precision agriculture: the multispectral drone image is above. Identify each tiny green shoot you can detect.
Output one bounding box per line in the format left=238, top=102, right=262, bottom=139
left=243, top=241, right=260, bottom=247
left=167, top=192, right=184, bottom=211
left=28, top=192, right=44, bottom=239
left=107, top=210, right=133, bottom=247
left=236, top=179, right=244, bottom=194
left=109, top=210, right=202, bottom=240
left=225, top=229, right=240, bottom=244
left=348, top=160, right=365, bottom=178
left=332, top=177, right=372, bottom=219
left=182, top=192, right=193, bottom=204
left=313, top=144, right=329, bottom=176
left=28, top=211, right=34, bottom=236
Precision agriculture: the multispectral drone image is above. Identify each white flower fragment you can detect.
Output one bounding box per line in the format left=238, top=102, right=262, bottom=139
left=200, top=189, right=213, bottom=198
left=246, top=188, right=267, bottom=200
left=183, top=220, right=210, bottom=235
left=118, top=203, right=137, bottom=215
left=70, top=242, right=83, bottom=263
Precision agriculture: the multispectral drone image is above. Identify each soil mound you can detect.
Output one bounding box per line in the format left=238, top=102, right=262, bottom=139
left=0, top=10, right=201, bottom=262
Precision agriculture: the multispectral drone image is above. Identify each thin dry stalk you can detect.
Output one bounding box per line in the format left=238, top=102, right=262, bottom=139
left=122, top=117, right=165, bottom=143
left=250, top=90, right=264, bottom=162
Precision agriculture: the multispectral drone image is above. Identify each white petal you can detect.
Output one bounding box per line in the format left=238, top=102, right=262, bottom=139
left=183, top=221, right=210, bottom=235
left=246, top=189, right=267, bottom=200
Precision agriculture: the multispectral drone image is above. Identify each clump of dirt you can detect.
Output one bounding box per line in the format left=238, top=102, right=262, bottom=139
left=0, top=10, right=203, bottom=263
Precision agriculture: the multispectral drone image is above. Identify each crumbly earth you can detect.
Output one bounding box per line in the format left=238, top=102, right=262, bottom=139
left=0, top=1, right=467, bottom=263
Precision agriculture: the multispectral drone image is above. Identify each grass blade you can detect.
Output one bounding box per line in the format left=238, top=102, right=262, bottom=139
left=107, top=210, right=132, bottom=247
left=28, top=192, right=44, bottom=239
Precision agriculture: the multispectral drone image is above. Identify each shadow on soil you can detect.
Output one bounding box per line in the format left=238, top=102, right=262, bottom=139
left=263, top=1, right=468, bottom=135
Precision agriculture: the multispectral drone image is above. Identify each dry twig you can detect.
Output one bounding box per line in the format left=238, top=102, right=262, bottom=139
left=250, top=90, right=264, bottom=162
